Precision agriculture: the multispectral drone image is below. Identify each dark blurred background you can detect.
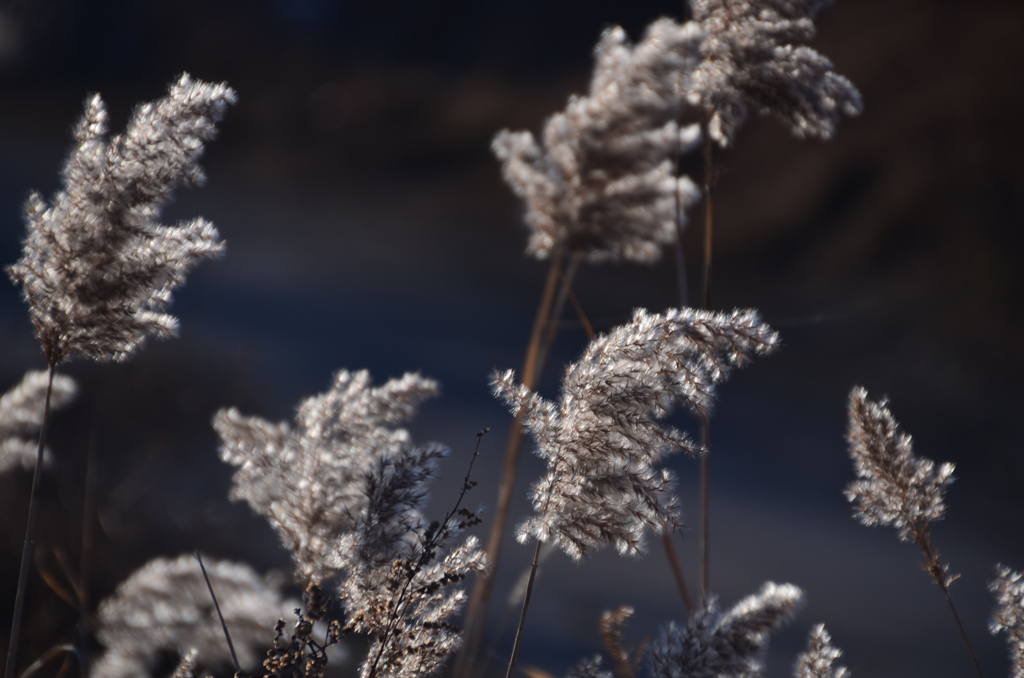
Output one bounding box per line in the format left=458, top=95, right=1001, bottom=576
left=1, top=0, right=1022, bottom=676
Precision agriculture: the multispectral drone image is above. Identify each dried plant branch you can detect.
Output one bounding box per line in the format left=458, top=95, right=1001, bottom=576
left=360, top=430, right=488, bottom=678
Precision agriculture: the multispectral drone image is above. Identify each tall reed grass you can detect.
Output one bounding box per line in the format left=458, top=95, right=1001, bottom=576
left=1, top=3, right=1021, bottom=678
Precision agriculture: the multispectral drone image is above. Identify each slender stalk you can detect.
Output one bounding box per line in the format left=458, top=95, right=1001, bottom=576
left=664, top=74, right=697, bottom=613
left=194, top=551, right=241, bottom=674
left=77, top=411, right=99, bottom=678
left=6, top=365, right=56, bottom=678
left=911, top=525, right=983, bottom=678
left=560, top=266, right=594, bottom=340
left=700, top=136, right=714, bottom=311
left=699, top=419, right=711, bottom=604
left=458, top=250, right=577, bottom=678
left=504, top=539, right=543, bottom=678
left=698, top=134, right=714, bottom=602
left=535, top=253, right=583, bottom=374
left=661, top=533, right=694, bottom=612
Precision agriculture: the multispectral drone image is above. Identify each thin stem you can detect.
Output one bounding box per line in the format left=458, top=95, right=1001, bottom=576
left=535, top=252, right=582, bottom=373
left=699, top=419, right=710, bottom=604
left=77, top=412, right=99, bottom=678
left=563, top=273, right=595, bottom=340
left=700, top=135, right=714, bottom=311
left=698, top=134, right=714, bottom=603
left=457, top=252, right=569, bottom=678
left=661, top=533, right=693, bottom=612
left=505, top=539, right=543, bottom=678
left=194, top=551, right=241, bottom=674
left=911, top=525, right=983, bottom=678
left=665, top=75, right=696, bottom=612
left=6, top=365, right=56, bottom=678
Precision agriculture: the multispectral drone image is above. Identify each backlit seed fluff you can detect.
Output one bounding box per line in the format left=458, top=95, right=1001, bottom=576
left=795, top=624, right=850, bottom=678
left=214, top=369, right=442, bottom=587
left=493, top=19, right=703, bottom=264
left=650, top=582, right=804, bottom=678
left=7, top=73, right=235, bottom=364
left=989, top=565, right=1024, bottom=678
left=0, top=370, right=76, bottom=473
left=845, top=387, right=955, bottom=543
left=494, top=307, right=779, bottom=560
left=93, top=554, right=289, bottom=678
left=688, top=0, right=863, bottom=146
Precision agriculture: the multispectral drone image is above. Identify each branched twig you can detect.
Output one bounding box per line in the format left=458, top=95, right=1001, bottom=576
left=365, top=430, right=487, bottom=678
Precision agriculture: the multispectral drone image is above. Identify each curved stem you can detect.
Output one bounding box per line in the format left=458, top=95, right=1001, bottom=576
left=505, top=540, right=543, bottom=678
left=912, top=525, right=983, bottom=678
left=457, top=253, right=567, bottom=678
left=6, top=365, right=56, bottom=678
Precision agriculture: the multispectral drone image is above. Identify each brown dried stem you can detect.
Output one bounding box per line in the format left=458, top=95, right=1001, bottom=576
left=910, top=524, right=983, bottom=678
left=457, top=251, right=573, bottom=678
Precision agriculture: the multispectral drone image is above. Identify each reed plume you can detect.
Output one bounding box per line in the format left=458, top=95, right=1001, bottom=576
left=794, top=624, right=849, bottom=678
left=492, top=19, right=703, bottom=264
left=6, top=73, right=235, bottom=366
left=990, top=565, right=1024, bottom=678
left=0, top=370, right=76, bottom=474
left=215, top=370, right=484, bottom=678
left=93, top=554, right=288, bottom=678
left=687, top=0, right=863, bottom=146
left=649, top=582, right=804, bottom=678
left=494, top=307, right=780, bottom=561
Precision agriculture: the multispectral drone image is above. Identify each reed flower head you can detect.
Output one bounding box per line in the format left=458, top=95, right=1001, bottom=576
left=93, top=554, right=288, bottom=678
left=650, top=582, right=804, bottom=678
left=844, top=387, right=954, bottom=543
left=795, top=624, right=849, bottom=678
left=6, top=74, right=235, bottom=365
left=493, top=19, right=702, bottom=264
left=989, top=564, right=1024, bottom=678
left=216, top=369, right=484, bottom=678
left=494, top=307, right=779, bottom=560
left=0, top=370, right=76, bottom=473
left=214, top=369, right=441, bottom=587
left=688, top=0, right=863, bottom=146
